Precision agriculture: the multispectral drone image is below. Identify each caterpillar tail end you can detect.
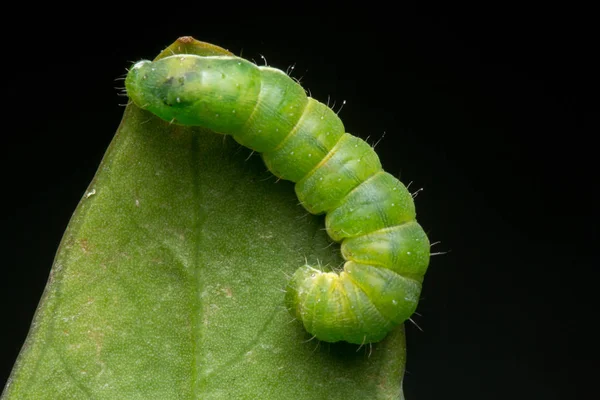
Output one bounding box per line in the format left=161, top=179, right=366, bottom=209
left=284, top=265, right=393, bottom=345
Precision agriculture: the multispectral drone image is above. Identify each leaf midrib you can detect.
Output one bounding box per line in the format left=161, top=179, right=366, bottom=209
left=190, top=132, right=204, bottom=398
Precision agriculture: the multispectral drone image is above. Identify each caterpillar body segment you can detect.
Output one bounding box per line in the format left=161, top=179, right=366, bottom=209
left=125, top=54, right=430, bottom=344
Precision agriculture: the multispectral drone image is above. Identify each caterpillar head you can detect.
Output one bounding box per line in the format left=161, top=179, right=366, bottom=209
left=125, top=58, right=200, bottom=125
left=124, top=55, right=261, bottom=133
left=124, top=60, right=153, bottom=109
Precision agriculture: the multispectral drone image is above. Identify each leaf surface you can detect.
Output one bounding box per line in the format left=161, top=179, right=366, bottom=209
left=3, top=37, right=406, bottom=400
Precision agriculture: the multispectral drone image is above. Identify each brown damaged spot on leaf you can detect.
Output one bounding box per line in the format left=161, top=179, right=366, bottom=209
left=157, top=36, right=234, bottom=61
left=177, top=36, right=194, bottom=44
left=79, top=238, right=90, bottom=253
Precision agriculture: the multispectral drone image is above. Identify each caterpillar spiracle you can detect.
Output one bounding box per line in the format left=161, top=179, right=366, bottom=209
left=124, top=53, right=431, bottom=345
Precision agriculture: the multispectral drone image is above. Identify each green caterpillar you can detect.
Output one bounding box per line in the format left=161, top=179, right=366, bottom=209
left=125, top=53, right=430, bottom=344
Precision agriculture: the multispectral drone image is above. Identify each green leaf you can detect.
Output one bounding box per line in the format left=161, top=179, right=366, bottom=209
left=3, top=37, right=407, bottom=400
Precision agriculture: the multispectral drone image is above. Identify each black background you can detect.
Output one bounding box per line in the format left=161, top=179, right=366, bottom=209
left=2, top=6, right=595, bottom=399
